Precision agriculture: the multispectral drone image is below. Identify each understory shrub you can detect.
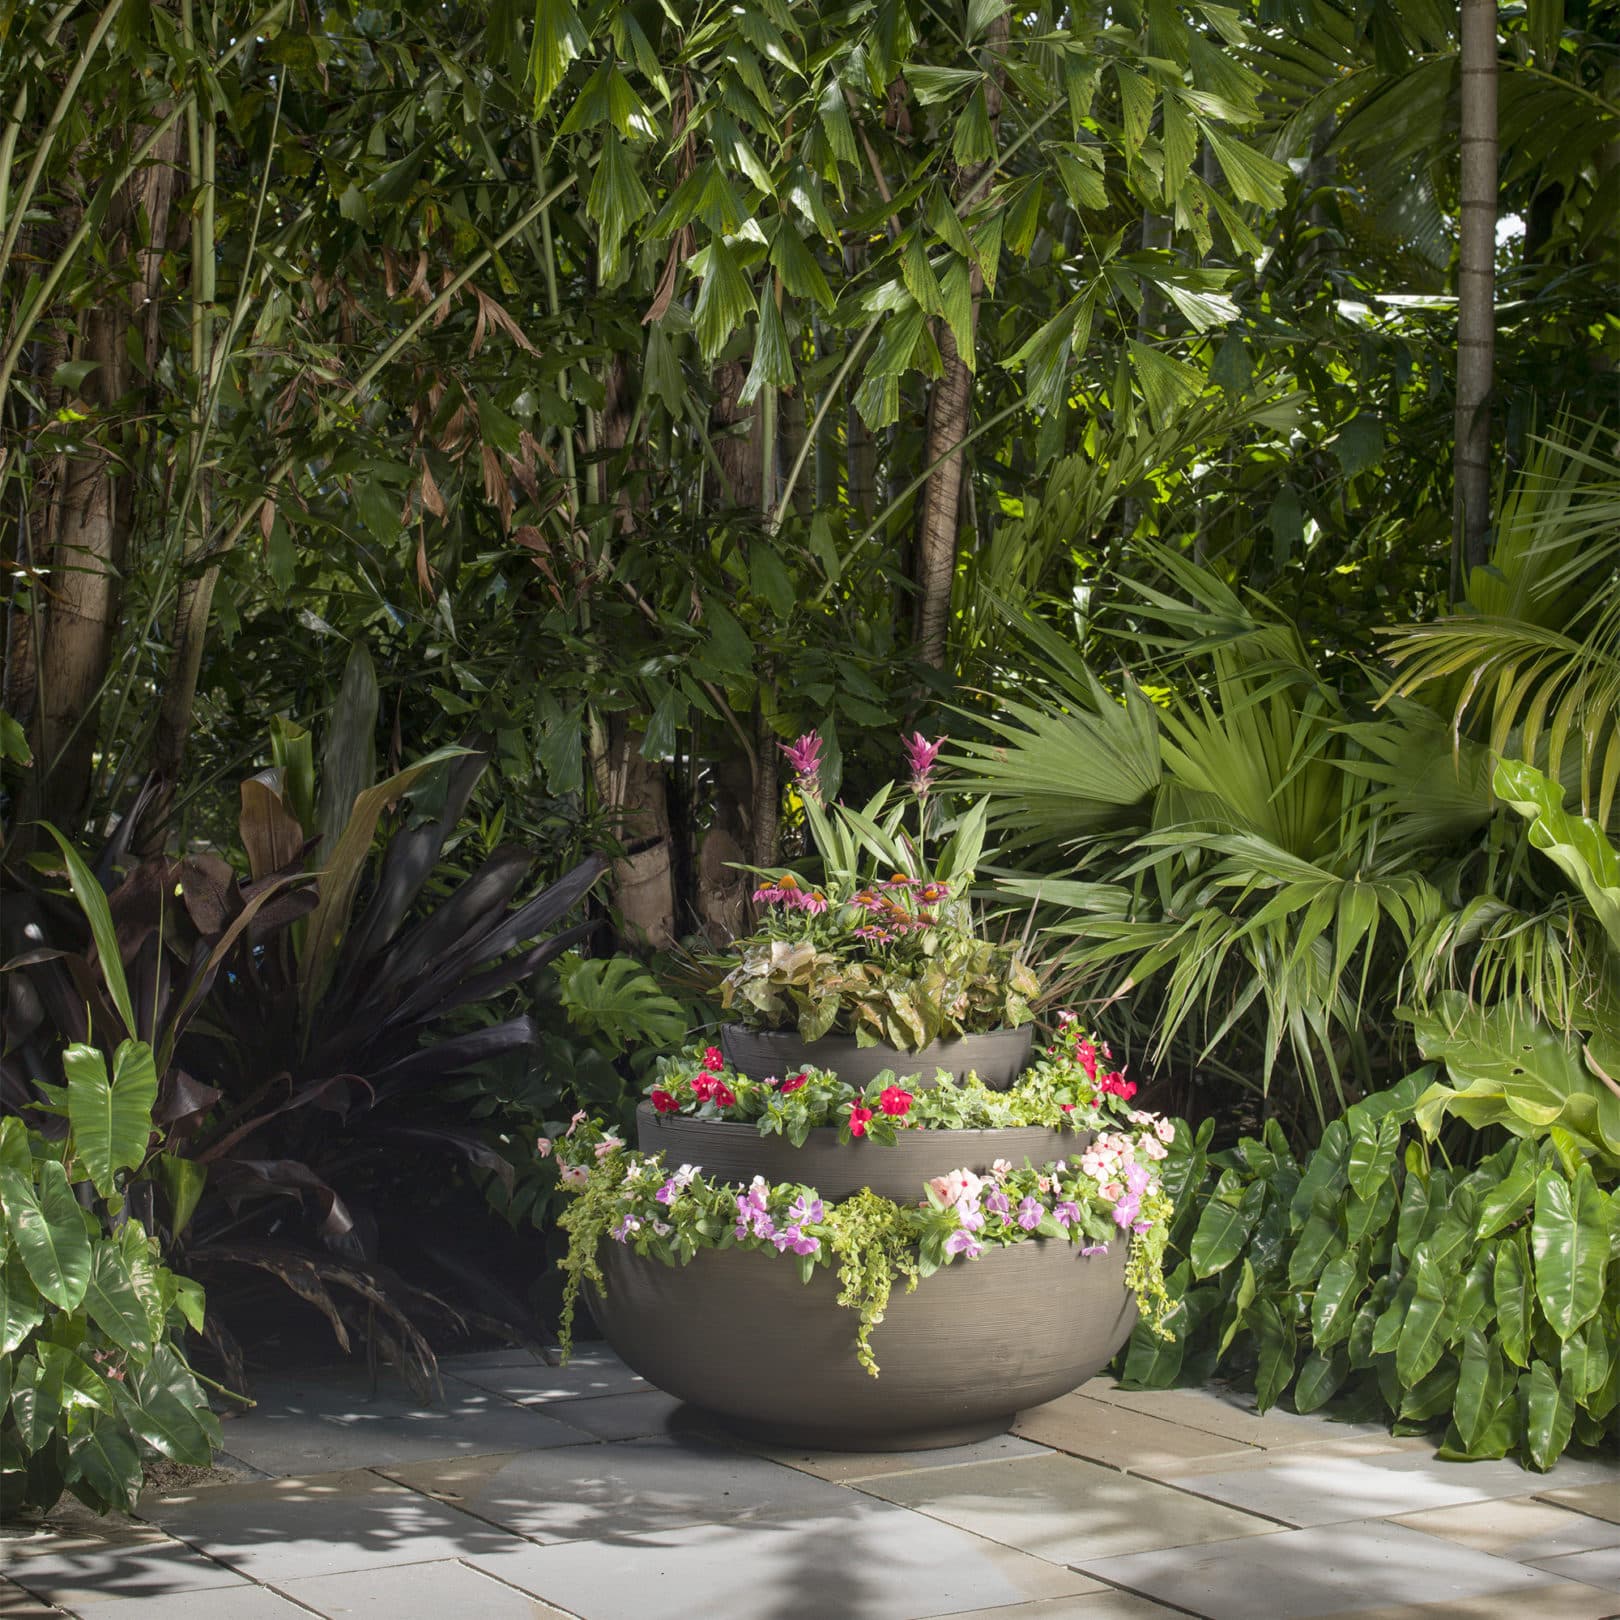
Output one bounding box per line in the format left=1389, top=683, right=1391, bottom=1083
left=1122, top=1070, right=1619, bottom=1469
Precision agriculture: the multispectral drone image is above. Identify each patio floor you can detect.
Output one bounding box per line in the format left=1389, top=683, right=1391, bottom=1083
left=3, top=1347, right=1617, bottom=1620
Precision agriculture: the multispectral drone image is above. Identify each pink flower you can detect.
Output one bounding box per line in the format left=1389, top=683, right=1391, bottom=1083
left=536, top=1137, right=552, bottom=1158
left=780, top=731, right=824, bottom=801
left=650, top=1089, right=678, bottom=1115
left=559, top=1163, right=591, bottom=1188
left=991, top=1158, right=1013, bottom=1177
left=799, top=890, right=829, bottom=915
left=1016, top=1196, right=1042, bottom=1231
left=1156, top=1118, right=1176, bottom=1144
left=1141, top=1136, right=1168, bottom=1161
left=902, top=732, right=946, bottom=796
left=1054, top=1201, right=1082, bottom=1228
left=1098, top=1180, right=1123, bottom=1203
left=879, top=1085, right=913, bottom=1117
left=848, top=1103, right=875, bottom=1138
left=944, top=1228, right=982, bottom=1259
left=1112, top=1193, right=1141, bottom=1228
left=927, top=1169, right=984, bottom=1208
left=1056, top=1009, right=1078, bottom=1027
left=594, top=1136, right=624, bottom=1160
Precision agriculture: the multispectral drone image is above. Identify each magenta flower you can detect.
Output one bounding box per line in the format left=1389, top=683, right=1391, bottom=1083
left=780, top=731, right=824, bottom=802
left=1111, top=1193, right=1141, bottom=1228
left=944, top=1228, right=982, bottom=1259
left=1016, top=1196, right=1042, bottom=1231
left=1080, top=1243, right=1110, bottom=1257
left=984, top=1189, right=1011, bottom=1217
left=788, top=1194, right=825, bottom=1225
left=902, top=732, right=945, bottom=796
left=1054, top=1201, right=1083, bottom=1228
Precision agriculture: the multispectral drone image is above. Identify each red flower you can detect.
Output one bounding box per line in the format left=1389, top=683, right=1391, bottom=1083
left=691, top=1076, right=715, bottom=1102
left=878, top=1085, right=913, bottom=1117
left=651, top=1089, right=679, bottom=1114
left=702, top=1045, right=724, bottom=1072
left=712, top=1081, right=738, bottom=1108
left=848, top=1104, right=875, bottom=1138
left=781, top=1072, right=808, bottom=1095
left=1060, top=1103, right=1075, bottom=1113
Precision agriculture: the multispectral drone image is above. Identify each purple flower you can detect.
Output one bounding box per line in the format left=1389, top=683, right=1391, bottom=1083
left=1054, top=1201, right=1083, bottom=1228
left=1016, top=1196, right=1042, bottom=1231
left=1080, top=1243, right=1109, bottom=1257
left=788, top=1195, right=825, bottom=1225
left=780, top=731, right=824, bottom=802
left=1124, top=1162, right=1152, bottom=1197
left=611, top=1215, right=641, bottom=1242
left=773, top=1223, right=821, bottom=1256
left=902, top=732, right=946, bottom=796
left=656, top=1179, right=679, bottom=1205
left=1111, top=1193, right=1141, bottom=1228
left=984, top=1190, right=1011, bottom=1217
left=944, top=1228, right=982, bottom=1259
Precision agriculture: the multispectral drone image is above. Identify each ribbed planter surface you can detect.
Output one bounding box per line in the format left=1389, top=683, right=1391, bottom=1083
left=636, top=1104, right=1089, bottom=1202
left=719, top=1024, right=1033, bottom=1091
left=593, top=1237, right=1137, bottom=1451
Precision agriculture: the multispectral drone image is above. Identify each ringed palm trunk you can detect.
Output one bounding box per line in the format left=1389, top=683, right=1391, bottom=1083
left=912, top=15, right=1007, bottom=669
left=1453, top=0, right=1499, bottom=595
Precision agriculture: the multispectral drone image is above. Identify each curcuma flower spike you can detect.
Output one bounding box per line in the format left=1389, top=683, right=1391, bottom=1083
left=902, top=731, right=945, bottom=796
left=780, top=730, right=824, bottom=801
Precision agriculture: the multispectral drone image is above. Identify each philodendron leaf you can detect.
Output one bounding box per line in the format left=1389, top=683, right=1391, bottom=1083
left=65, top=1418, right=143, bottom=1512
left=1521, top=1359, right=1576, bottom=1471
left=1454, top=1329, right=1507, bottom=1452
left=1531, top=1164, right=1608, bottom=1339
left=1, top=1161, right=91, bottom=1310
left=83, top=1244, right=155, bottom=1356
left=66, top=1040, right=157, bottom=1198
left=1493, top=759, right=1620, bottom=952
left=0, top=1253, right=44, bottom=1354
left=1495, top=1229, right=1533, bottom=1368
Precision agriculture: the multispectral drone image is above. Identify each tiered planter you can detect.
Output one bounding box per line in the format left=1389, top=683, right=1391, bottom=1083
left=590, top=1033, right=1138, bottom=1450
left=718, top=1023, right=1033, bottom=1090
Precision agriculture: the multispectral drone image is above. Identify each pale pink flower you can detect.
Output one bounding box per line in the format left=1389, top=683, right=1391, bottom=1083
left=1156, top=1118, right=1176, bottom=1144
left=536, top=1137, right=552, bottom=1159
left=594, top=1136, right=624, bottom=1160
left=559, top=1163, right=591, bottom=1188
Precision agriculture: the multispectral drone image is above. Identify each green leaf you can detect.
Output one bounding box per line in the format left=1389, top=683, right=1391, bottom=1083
left=65, top=1419, right=143, bottom=1513
left=9, top=1353, right=62, bottom=1452
left=1251, top=1297, right=1295, bottom=1411
left=1310, top=1250, right=1364, bottom=1348
left=1522, top=1360, right=1576, bottom=1470
left=1188, top=1170, right=1252, bottom=1276
left=2, top=1161, right=91, bottom=1311
left=1127, top=340, right=1204, bottom=429
left=749, top=544, right=796, bottom=620
left=1347, top=1114, right=1399, bottom=1201
left=1202, top=124, right=1289, bottom=207
left=1531, top=1164, right=1608, bottom=1339
left=738, top=295, right=794, bottom=406
left=157, top=1155, right=208, bottom=1240
left=1396, top=1254, right=1453, bottom=1386
left=41, top=826, right=135, bottom=1040
left=528, top=0, right=586, bottom=116
left=1287, top=1190, right=1343, bottom=1288
left=83, top=1245, right=155, bottom=1356
left=1295, top=1346, right=1348, bottom=1413
left=1475, top=1139, right=1539, bottom=1240
left=1495, top=1230, right=1533, bottom=1367
left=1561, top=1319, right=1611, bottom=1398
left=66, top=1041, right=157, bottom=1198
left=1455, top=1330, right=1507, bottom=1452
left=0, top=1253, right=45, bottom=1354
left=692, top=237, right=758, bottom=361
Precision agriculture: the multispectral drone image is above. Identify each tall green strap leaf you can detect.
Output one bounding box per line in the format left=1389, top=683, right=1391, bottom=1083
left=1531, top=1164, right=1608, bottom=1339
left=1, top=1161, right=91, bottom=1310
left=41, top=825, right=135, bottom=1039
left=66, top=1040, right=157, bottom=1197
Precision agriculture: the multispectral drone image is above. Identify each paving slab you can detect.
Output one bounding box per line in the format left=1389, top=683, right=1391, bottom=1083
left=1307, top=1589, right=1620, bottom=1620
left=513, top=1388, right=680, bottom=1440
left=215, top=1376, right=594, bottom=1474
left=759, top=1431, right=1052, bottom=1485
left=1012, top=1391, right=1257, bottom=1474
left=50, top=1587, right=317, bottom=1618
left=380, top=1435, right=863, bottom=1541
left=914, top=1594, right=1186, bottom=1620
left=1527, top=1546, right=1620, bottom=1593
left=0, top=1538, right=248, bottom=1608
left=1078, top=1518, right=1582, bottom=1619
left=854, top=1450, right=1280, bottom=1562
left=280, top=1558, right=575, bottom=1617
left=1078, top=1378, right=1411, bottom=1451
left=0, top=1577, right=64, bottom=1617
left=1539, top=1483, right=1620, bottom=1526
left=443, top=1353, right=646, bottom=1404
left=1393, top=1496, right=1620, bottom=1562
left=466, top=1501, right=1105, bottom=1620
left=136, top=1468, right=526, bottom=1581
left=1164, top=1448, right=1620, bottom=1527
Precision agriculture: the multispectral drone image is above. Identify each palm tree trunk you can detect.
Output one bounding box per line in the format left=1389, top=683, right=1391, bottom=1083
left=912, top=14, right=1007, bottom=668
left=1454, top=0, right=1499, bottom=595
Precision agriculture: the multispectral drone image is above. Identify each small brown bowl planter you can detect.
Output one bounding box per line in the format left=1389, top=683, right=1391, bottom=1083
left=719, top=1024, right=1034, bottom=1091
left=592, top=1236, right=1138, bottom=1451
left=635, top=1103, right=1089, bottom=1203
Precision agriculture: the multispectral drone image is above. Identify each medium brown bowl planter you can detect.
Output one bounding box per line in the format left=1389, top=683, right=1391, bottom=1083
left=635, top=1103, right=1088, bottom=1203
left=592, top=1237, right=1138, bottom=1451
left=719, top=1023, right=1034, bottom=1090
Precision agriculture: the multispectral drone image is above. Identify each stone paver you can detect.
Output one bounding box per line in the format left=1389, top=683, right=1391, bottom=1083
left=854, top=1450, right=1283, bottom=1562
left=379, top=1435, right=863, bottom=1540
left=280, top=1558, right=575, bottom=1617
left=1393, top=1496, right=1620, bottom=1562
left=214, top=1376, right=594, bottom=1475
left=8, top=1348, right=1617, bottom=1620
left=1163, top=1448, right=1620, bottom=1527
left=1078, top=1519, right=1588, bottom=1619
left=465, top=1503, right=1106, bottom=1620
left=137, top=1469, right=525, bottom=1580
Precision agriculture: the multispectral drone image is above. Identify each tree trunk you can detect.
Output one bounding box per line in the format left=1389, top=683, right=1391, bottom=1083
left=1454, top=0, right=1498, bottom=595
left=912, top=15, right=1008, bottom=669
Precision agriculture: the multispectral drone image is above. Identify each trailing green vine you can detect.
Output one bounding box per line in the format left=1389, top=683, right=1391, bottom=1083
left=825, top=1189, right=921, bottom=1375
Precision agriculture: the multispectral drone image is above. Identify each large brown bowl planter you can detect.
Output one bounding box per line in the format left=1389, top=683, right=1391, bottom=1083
left=719, top=1024, right=1033, bottom=1091
left=635, top=1103, right=1087, bottom=1203
left=592, top=1237, right=1137, bottom=1450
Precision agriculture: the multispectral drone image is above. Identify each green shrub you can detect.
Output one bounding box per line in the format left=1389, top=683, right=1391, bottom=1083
left=2, top=1041, right=220, bottom=1516
left=1122, top=1071, right=1618, bottom=1470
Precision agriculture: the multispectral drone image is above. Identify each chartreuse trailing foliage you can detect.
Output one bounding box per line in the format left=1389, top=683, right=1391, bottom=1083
left=2, top=1045, right=220, bottom=1517
left=1121, top=1070, right=1618, bottom=1470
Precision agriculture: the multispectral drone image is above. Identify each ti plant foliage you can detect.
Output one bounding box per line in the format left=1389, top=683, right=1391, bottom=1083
left=1, top=1048, right=220, bottom=1517
left=1122, top=1071, right=1619, bottom=1470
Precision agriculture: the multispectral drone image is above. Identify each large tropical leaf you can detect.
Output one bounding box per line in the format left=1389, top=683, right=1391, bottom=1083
left=65, top=1039, right=157, bottom=1197
left=1, top=1160, right=92, bottom=1311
